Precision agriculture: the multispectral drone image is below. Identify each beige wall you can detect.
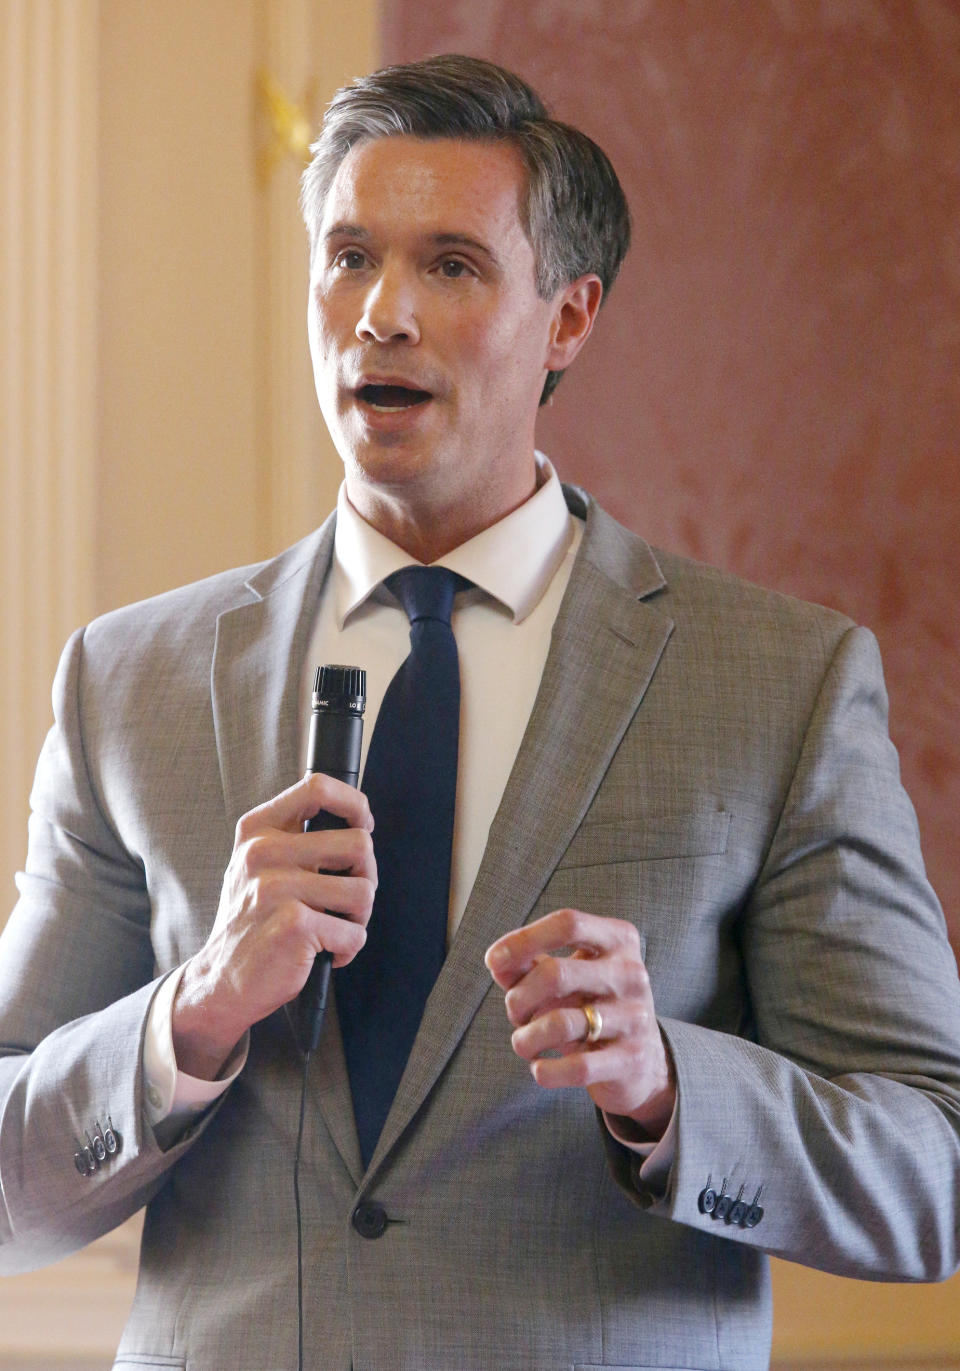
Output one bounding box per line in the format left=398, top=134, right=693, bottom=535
left=381, top=4, right=960, bottom=1368
left=95, top=0, right=264, bottom=611
left=0, top=1, right=376, bottom=1363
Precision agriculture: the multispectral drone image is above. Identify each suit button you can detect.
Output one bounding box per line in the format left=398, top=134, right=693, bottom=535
left=103, top=1118, right=121, bottom=1156
left=74, top=1145, right=96, bottom=1176
left=352, top=1201, right=388, bottom=1239
left=714, top=1194, right=733, bottom=1221
left=743, top=1187, right=765, bottom=1228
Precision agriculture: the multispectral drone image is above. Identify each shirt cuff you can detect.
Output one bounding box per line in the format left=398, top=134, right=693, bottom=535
left=602, top=1107, right=677, bottom=1195
left=142, top=964, right=248, bottom=1139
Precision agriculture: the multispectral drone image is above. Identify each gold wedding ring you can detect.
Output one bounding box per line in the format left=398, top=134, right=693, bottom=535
left=582, top=1003, right=603, bottom=1044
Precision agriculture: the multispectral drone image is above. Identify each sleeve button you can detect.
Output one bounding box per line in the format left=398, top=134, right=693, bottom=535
left=698, top=1186, right=718, bottom=1215
left=103, top=1118, right=121, bottom=1155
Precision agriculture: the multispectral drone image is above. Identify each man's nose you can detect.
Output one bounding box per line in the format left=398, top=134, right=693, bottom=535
left=356, top=269, right=421, bottom=345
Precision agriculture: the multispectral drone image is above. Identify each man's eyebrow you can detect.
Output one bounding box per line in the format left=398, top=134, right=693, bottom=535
left=323, top=223, right=370, bottom=243
left=431, top=232, right=502, bottom=268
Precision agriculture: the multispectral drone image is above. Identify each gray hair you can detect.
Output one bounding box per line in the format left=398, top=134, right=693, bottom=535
left=300, top=54, right=631, bottom=403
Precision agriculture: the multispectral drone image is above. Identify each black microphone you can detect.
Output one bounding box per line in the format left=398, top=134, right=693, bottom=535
left=295, top=663, right=366, bottom=1055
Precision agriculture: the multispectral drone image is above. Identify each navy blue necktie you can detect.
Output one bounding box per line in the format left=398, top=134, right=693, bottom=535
left=336, top=566, right=467, bottom=1166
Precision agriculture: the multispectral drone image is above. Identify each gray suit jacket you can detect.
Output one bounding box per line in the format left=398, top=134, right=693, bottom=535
left=2, top=488, right=960, bottom=1371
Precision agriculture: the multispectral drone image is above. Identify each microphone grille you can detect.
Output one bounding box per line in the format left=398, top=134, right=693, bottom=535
left=313, top=664, right=366, bottom=708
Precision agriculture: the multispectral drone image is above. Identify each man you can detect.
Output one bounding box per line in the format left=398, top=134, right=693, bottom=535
left=2, top=53, right=960, bottom=1371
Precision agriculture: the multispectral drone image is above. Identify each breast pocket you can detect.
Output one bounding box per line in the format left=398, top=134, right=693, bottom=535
left=112, top=1357, right=186, bottom=1369
left=557, top=809, right=731, bottom=869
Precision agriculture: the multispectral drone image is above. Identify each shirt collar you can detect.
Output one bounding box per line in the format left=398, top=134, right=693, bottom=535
left=333, top=453, right=575, bottom=627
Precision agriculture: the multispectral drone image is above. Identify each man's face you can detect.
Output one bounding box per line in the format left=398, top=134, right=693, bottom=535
left=307, top=136, right=574, bottom=535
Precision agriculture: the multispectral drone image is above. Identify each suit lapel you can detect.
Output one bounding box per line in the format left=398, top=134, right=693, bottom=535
left=367, top=491, right=674, bottom=1174
left=210, top=518, right=335, bottom=832
left=210, top=515, right=366, bottom=1181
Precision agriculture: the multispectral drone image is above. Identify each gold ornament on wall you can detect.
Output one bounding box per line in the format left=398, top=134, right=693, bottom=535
left=256, top=69, right=317, bottom=182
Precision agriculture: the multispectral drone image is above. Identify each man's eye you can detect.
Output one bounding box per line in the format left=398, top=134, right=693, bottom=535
left=335, top=250, right=367, bottom=270
left=439, top=258, right=472, bottom=279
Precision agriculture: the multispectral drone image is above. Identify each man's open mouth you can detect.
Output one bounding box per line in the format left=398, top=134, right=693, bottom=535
left=357, top=384, right=432, bottom=412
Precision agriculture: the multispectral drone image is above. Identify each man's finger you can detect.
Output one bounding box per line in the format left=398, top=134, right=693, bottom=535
left=300, top=869, right=377, bottom=924
left=510, top=1004, right=607, bottom=1060
left=485, top=907, right=636, bottom=988
left=296, top=825, right=377, bottom=880
left=511, top=994, right=662, bottom=1062
left=502, top=945, right=648, bottom=1028
left=529, top=1041, right=634, bottom=1092
left=237, top=772, right=373, bottom=840
left=305, top=905, right=370, bottom=968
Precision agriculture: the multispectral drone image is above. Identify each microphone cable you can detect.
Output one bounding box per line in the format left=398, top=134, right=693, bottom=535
left=294, top=1048, right=311, bottom=1371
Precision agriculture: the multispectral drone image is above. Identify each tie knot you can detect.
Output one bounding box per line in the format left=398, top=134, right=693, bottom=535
left=387, top=566, right=469, bottom=627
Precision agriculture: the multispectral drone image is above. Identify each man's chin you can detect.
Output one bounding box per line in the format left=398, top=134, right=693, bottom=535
left=343, top=442, right=447, bottom=496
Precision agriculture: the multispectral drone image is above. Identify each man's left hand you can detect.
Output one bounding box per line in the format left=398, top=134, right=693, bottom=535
left=485, top=908, right=676, bottom=1140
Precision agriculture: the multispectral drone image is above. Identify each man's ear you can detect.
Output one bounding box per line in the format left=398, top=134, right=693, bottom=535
left=545, top=275, right=604, bottom=372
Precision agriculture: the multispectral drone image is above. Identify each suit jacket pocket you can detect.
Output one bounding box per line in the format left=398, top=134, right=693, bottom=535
left=558, top=809, right=730, bottom=869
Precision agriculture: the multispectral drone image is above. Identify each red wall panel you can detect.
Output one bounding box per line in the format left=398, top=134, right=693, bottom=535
left=383, top=2, right=960, bottom=945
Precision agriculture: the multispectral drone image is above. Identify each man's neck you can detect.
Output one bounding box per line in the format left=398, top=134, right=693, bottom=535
left=344, top=468, right=542, bottom=564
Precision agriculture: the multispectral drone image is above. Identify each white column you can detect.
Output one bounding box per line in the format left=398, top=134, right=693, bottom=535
left=0, top=11, right=121, bottom=1361
left=0, top=0, right=97, bottom=902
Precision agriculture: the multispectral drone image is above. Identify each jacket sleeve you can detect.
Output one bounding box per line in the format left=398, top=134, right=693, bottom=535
left=606, top=624, right=960, bottom=1281
left=0, top=628, right=219, bottom=1274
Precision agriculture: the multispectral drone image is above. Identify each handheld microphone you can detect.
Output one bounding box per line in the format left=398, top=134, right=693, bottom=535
left=295, top=664, right=366, bottom=1055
